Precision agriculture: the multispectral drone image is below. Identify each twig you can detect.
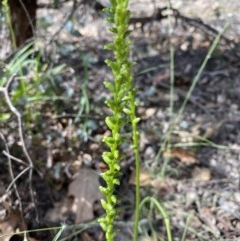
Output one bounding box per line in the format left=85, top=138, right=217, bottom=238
left=38, top=0, right=72, bottom=9
left=2, top=150, right=29, bottom=166
left=49, top=0, right=78, bottom=44
left=0, top=74, right=38, bottom=221
left=170, top=7, right=237, bottom=49
left=7, top=167, right=31, bottom=193
left=0, top=132, right=22, bottom=213
left=1, top=75, right=33, bottom=170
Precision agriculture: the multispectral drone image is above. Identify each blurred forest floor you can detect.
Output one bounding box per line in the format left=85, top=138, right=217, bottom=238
left=0, top=0, right=240, bottom=240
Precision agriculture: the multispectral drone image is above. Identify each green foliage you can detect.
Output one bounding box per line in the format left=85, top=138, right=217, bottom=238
left=99, top=0, right=140, bottom=240
left=0, top=0, right=67, bottom=125
left=0, top=42, right=66, bottom=124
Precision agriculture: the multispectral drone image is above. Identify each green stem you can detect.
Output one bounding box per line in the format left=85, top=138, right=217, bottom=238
left=130, top=95, right=140, bottom=241
left=140, top=197, right=172, bottom=241
left=2, top=0, right=17, bottom=50
left=133, top=138, right=140, bottom=241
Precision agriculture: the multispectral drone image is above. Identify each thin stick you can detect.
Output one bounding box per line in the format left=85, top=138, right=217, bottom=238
left=0, top=74, right=38, bottom=221
left=0, top=132, right=22, bottom=211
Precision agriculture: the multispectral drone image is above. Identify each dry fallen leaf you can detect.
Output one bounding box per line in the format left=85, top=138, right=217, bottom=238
left=139, top=236, right=155, bottom=241
left=151, top=177, right=177, bottom=196
left=80, top=232, right=95, bottom=241
left=163, top=148, right=198, bottom=165
left=145, top=108, right=157, bottom=118
left=0, top=208, right=25, bottom=241
left=192, top=122, right=223, bottom=140
left=192, top=167, right=211, bottom=181
left=67, top=168, right=102, bottom=223
left=129, top=166, right=152, bottom=186
left=199, top=207, right=220, bottom=238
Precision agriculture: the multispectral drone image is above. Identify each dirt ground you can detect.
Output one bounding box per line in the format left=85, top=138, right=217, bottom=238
left=0, top=0, right=240, bottom=240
